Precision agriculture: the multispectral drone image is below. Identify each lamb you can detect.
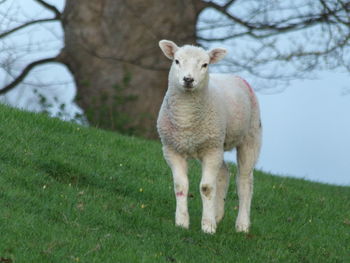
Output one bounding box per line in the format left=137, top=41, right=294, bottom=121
left=157, top=40, right=262, bottom=234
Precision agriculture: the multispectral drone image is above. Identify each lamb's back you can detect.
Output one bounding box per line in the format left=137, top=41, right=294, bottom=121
left=208, top=74, right=257, bottom=149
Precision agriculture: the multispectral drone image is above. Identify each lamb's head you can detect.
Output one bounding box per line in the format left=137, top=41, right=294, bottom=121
left=159, top=40, right=227, bottom=91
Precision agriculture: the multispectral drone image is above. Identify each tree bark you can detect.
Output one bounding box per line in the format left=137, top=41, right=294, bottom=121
left=60, top=0, right=203, bottom=138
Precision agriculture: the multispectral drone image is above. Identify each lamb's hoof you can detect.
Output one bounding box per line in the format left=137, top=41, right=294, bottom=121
left=175, top=214, right=189, bottom=229
left=176, top=221, right=189, bottom=229
left=235, top=222, right=250, bottom=233
left=202, top=219, right=216, bottom=234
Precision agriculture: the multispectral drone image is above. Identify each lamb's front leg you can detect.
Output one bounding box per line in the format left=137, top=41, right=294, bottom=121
left=163, top=146, right=189, bottom=228
left=200, top=149, right=224, bottom=234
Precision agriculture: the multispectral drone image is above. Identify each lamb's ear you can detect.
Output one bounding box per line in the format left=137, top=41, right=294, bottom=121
left=208, top=48, right=227, bottom=64
left=159, top=40, right=179, bottom=60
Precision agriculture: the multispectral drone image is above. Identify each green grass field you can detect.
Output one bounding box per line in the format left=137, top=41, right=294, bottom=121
left=0, top=104, right=349, bottom=263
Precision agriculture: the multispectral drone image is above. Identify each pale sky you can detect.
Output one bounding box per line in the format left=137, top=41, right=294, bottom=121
left=1, top=0, right=349, bottom=186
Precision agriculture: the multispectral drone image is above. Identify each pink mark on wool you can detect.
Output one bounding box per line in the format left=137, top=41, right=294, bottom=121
left=176, top=191, right=185, bottom=197
left=242, top=78, right=253, bottom=95
left=238, top=77, right=257, bottom=106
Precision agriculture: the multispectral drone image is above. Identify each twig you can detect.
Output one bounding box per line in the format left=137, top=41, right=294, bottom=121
left=0, top=57, right=59, bottom=94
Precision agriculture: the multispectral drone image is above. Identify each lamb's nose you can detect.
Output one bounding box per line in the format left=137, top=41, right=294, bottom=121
left=183, top=77, right=194, bottom=84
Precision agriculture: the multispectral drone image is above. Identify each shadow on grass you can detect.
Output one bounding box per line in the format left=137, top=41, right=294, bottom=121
left=38, top=160, right=90, bottom=187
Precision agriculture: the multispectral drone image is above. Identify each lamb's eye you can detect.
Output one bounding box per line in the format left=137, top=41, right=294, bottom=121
left=202, top=63, right=208, bottom=68
left=175, top=59, right=179, bottom=65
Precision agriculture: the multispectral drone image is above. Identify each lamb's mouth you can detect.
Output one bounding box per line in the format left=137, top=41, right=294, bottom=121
left=183, top=83, right=194, bottom=90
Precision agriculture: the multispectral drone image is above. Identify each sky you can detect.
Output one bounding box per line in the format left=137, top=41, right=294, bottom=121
left=1, top=0, right=349, bottom=186
left=258, top=72, right=350, bottom=185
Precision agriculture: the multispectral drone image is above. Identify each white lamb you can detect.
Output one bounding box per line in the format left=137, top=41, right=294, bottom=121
left=157, top=40, right=262, bottom=234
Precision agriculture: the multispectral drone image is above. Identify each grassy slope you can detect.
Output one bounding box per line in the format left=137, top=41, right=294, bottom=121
left=0, top=104, right=349, bottom=263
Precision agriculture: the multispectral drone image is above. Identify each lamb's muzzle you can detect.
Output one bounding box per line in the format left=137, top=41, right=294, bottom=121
left=183, top=76, right=194, bottom=88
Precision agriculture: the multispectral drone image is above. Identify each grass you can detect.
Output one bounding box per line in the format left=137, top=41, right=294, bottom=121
left=0, top=104, right=349, bottom=263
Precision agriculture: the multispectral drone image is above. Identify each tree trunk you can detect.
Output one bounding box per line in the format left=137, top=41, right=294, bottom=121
left=60, top=0, right=204, bottom=138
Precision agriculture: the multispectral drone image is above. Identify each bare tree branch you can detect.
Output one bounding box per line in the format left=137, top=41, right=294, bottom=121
left=197, top=0, right=350, bottom=81
left=203, top=1, right=257, bottom=30
left=0, top=57, right=59, bottom=94
left=201, top=0, right=349, bottom=38
left=34, top=0, right=61, bottom=18
left=320, top=0, right=350, bottom=25
left=0, top=0, right=61, bottom=39
left=0, top=18, right=59, bottom=39
left=223, top=0, right=237, bottom=9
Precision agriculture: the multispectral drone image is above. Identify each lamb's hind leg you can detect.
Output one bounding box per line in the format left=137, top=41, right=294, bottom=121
left=200, top=149, right=223, bottom=234
left=215, top=162, right=230, bottom=223
left=163, top=146, right=189, bottom=228
left=235, top=136, right=261, bottom=233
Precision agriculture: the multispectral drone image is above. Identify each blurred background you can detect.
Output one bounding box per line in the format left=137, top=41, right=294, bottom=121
left=0, top=0, right=349, bottom=185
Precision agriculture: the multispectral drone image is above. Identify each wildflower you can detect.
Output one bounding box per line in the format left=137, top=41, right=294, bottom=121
left=77, top=203, right=84, bottom=211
